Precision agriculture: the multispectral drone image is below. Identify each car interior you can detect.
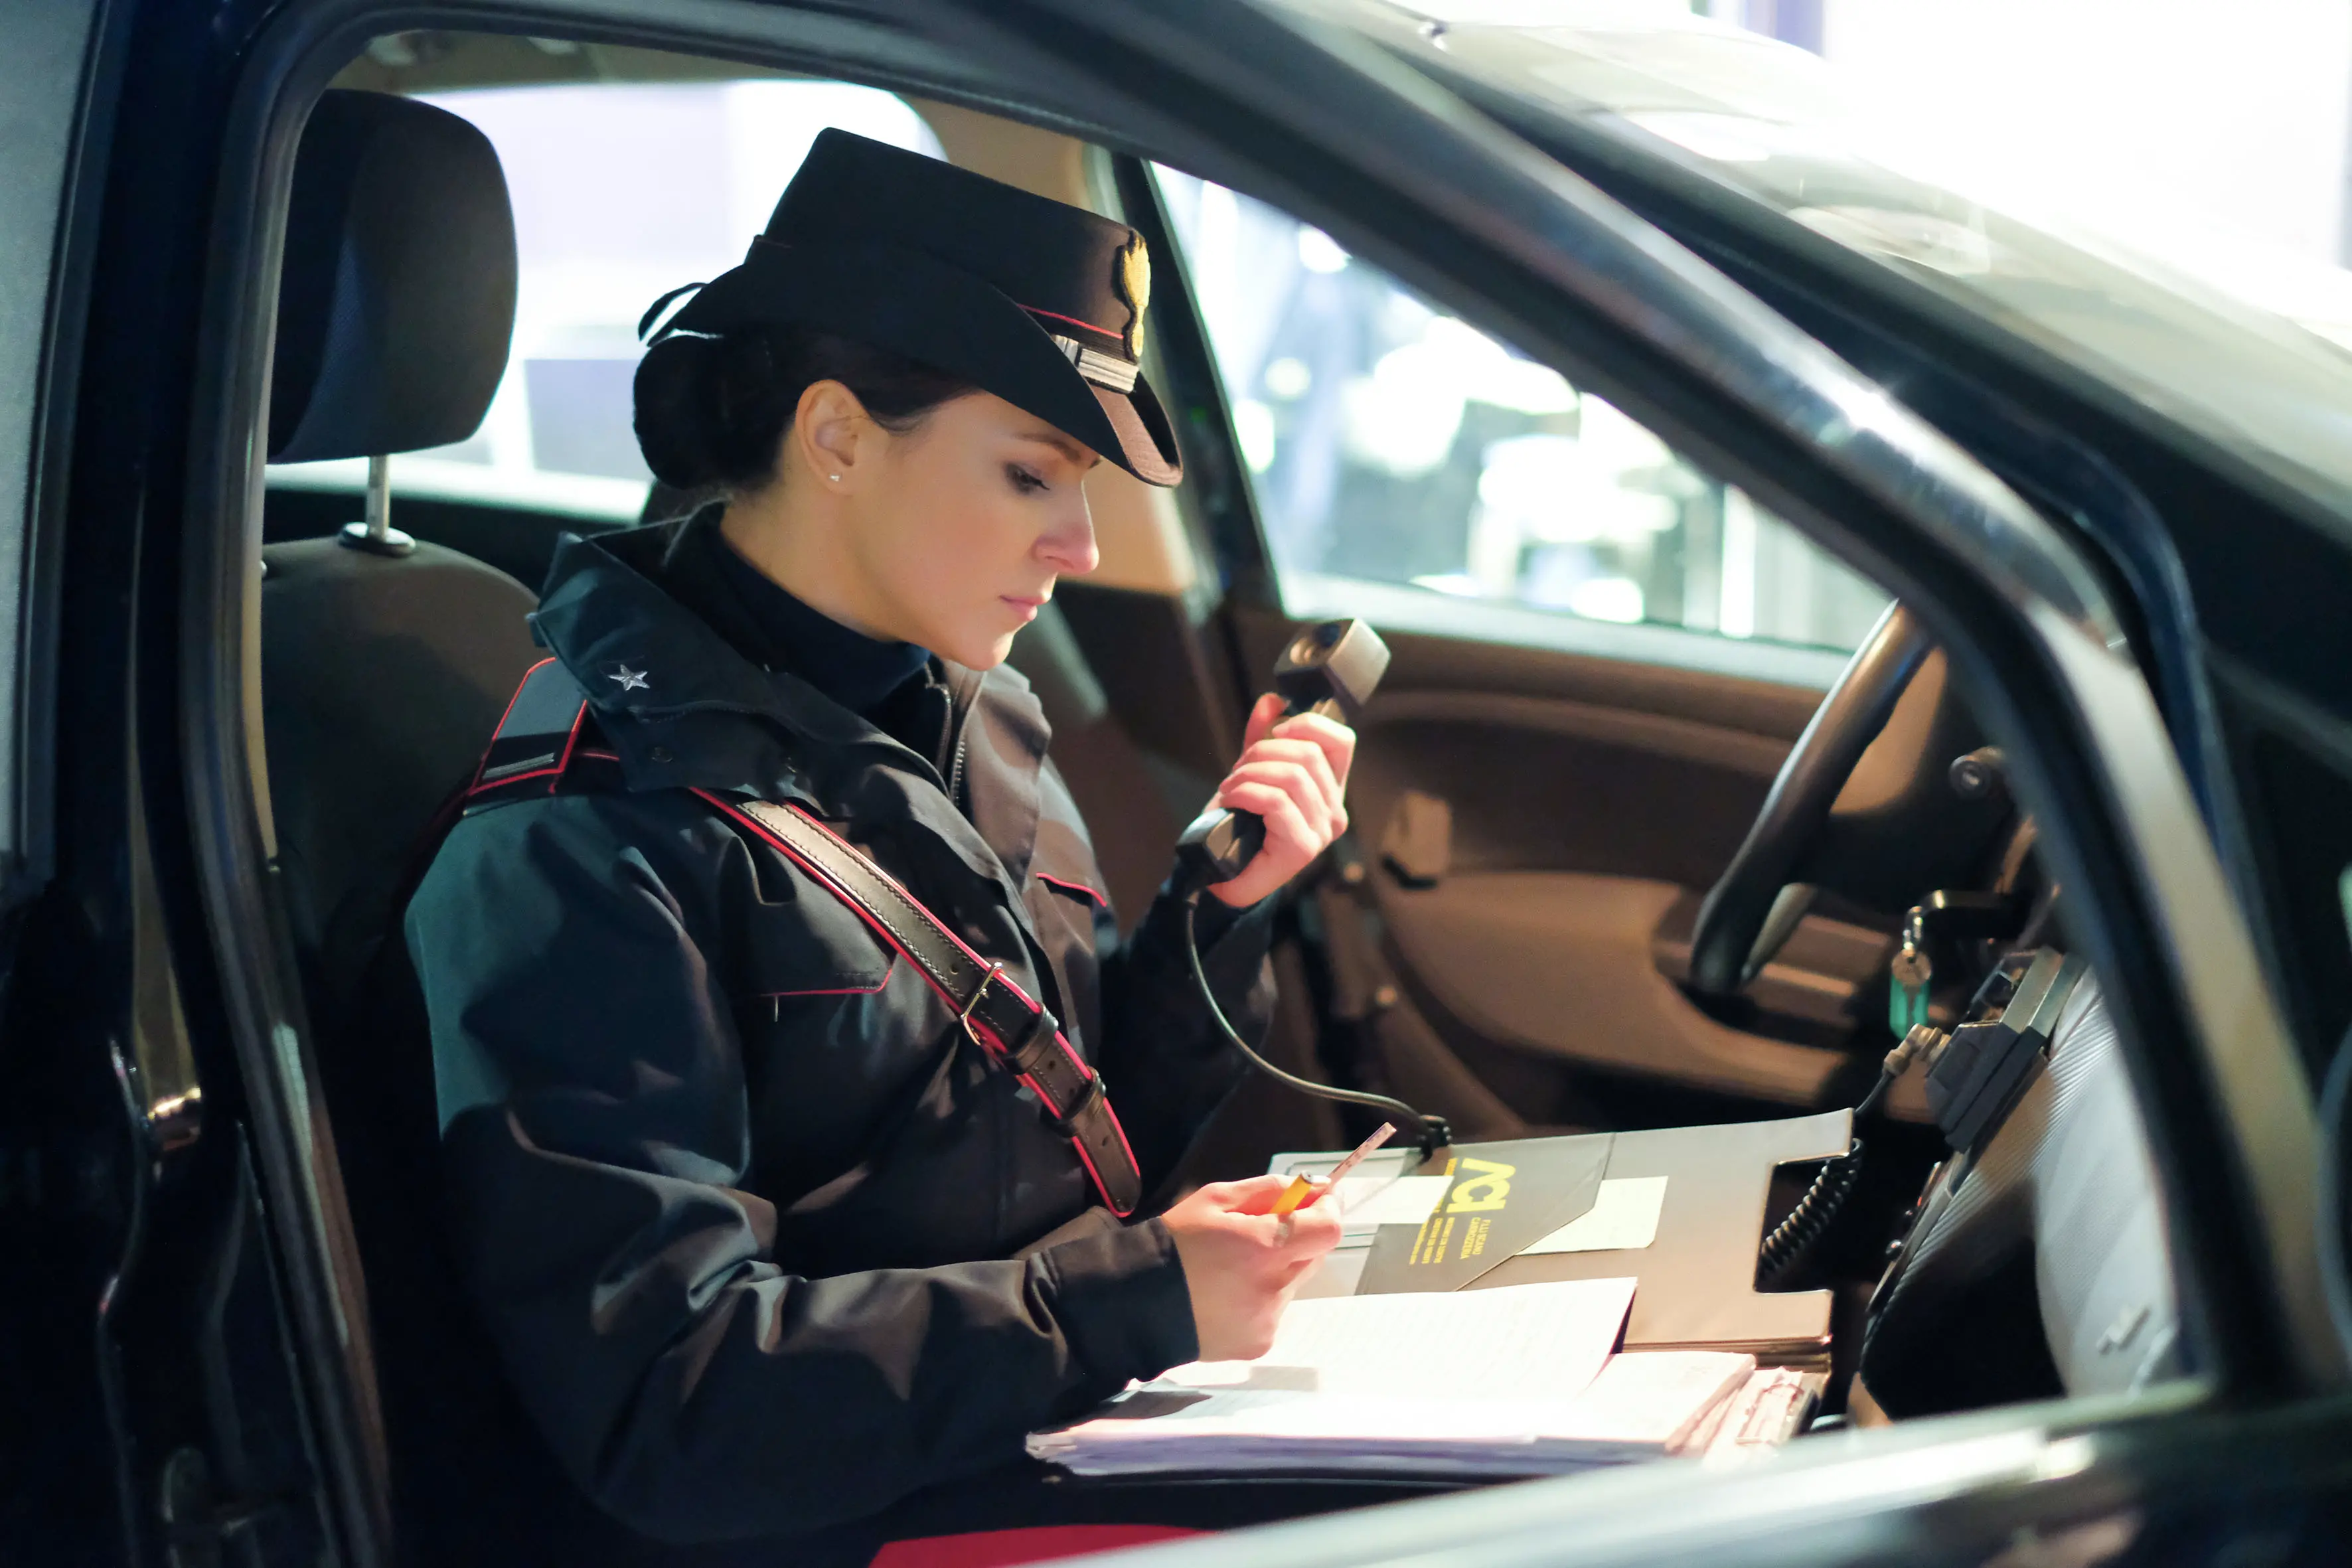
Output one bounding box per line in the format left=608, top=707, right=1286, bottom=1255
left=248, top=27, right=2194, bottom=1553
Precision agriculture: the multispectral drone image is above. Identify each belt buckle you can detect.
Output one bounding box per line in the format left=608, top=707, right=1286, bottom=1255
left=958, top=961, right=1008, bottom=1053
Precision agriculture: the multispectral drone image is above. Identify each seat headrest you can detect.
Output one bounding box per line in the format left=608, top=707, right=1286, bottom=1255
left=269, top=90, right=517, bottom=463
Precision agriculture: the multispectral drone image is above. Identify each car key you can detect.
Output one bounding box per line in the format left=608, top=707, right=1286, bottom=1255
left=1889, top=910, right=1933, bottom=1036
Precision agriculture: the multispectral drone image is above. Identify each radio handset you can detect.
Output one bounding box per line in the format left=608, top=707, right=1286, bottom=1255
left=1171, top=619, right=1448, bottom=1156
left=1173, top=619, right=1391, bottom=892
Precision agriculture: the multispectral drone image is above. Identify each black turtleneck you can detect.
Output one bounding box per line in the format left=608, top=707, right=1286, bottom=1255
left=702, top=515, right=929, bottom=709
left=660, top=509, right=961, bottom=777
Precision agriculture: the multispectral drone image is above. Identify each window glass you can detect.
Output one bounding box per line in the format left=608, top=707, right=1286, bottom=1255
left=267, top=80, right=937, bottom=520
left=0, top=0, right=106, bottom=893
left=1153, top=168, right=1889, bottom=662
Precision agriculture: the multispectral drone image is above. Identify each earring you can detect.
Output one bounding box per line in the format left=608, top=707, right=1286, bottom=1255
left=830, top=474, right=842, bottom=482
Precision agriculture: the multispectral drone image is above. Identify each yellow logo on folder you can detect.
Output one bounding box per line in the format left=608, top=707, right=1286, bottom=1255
left=1446, top=1158, right=1516, bottom=1214
left=1397, top=1158, right=1518, bottom=1267
left=1356, top=1137, right=1614, bottom=1294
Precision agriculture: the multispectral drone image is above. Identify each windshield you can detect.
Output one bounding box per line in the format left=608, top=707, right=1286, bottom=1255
left=1359, top=1, right=2352, bottom=523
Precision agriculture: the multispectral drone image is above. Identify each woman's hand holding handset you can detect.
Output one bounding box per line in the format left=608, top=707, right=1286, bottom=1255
left=1204, top=694, right=1358, bottom=909
left=1161, top=1174, right=1345, bottom=1361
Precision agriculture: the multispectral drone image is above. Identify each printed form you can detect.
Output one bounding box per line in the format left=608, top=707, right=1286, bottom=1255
left=1028, top=1279, right=1755, bottom=1477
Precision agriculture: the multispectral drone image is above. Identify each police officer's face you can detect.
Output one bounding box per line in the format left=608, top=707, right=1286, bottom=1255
left=826, top=390, right=1103, bottom=668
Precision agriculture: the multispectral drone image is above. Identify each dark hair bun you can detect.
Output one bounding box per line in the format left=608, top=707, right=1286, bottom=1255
left=633, top=324, right=973, bottom=493
left=633, top=334, right=774, bottom=491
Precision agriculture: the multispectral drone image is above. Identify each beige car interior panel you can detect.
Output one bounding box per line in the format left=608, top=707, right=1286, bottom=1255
left=1386, top=870, right=1885, bottom=1110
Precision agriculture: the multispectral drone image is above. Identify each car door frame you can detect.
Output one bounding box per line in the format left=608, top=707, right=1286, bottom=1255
left=5, top=0, right=412, bottom=1562
left=169, top=0, right=2339, bottom=1563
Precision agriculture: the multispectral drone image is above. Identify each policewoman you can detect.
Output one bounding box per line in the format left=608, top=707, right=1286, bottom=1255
left=404, top=130, right=1351, bottom=1555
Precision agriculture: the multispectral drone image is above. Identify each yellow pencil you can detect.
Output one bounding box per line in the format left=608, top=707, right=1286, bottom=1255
left=1272, top=1174, right=1316, bottom=1216
left=1273, top=1121, right=1398, bottom=1216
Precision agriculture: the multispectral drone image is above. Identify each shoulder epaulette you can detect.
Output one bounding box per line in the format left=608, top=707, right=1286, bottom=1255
left=465, top=659, right=627, bottom=813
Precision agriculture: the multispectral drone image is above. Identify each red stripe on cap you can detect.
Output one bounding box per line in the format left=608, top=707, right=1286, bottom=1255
left=1022, top=303, right=1123, bottom=341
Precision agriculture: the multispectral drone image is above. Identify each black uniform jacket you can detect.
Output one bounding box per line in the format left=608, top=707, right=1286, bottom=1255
left=405, top=513, right=1271, bottom=1543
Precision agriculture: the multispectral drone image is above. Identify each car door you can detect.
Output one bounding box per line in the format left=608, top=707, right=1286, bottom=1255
left=1101, top=157, right=1979, bottom=1142
left=2, top=2, right=395, bottom=1563
left=0, top=0, right=100, bottom=965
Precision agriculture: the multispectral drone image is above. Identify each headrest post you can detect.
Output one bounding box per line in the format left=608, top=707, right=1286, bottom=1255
left=364, top=453, right=390, bottom=538
left=339, top=453, right=418, bottom=558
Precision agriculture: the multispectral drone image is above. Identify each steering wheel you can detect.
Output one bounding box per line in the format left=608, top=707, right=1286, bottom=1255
left=1687, top=603, right=1932, bottom=998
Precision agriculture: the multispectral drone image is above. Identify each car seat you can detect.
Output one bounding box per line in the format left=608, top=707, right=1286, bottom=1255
left=260, top=88, right=538, bottom=1017
left=258, top=87, right=594, bottom=1568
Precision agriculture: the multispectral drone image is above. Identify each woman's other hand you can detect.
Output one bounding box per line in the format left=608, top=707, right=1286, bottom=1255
left=1160, top=1174, right=1344, bottom=1362
left=1204, top=694, right=1358, bottom=909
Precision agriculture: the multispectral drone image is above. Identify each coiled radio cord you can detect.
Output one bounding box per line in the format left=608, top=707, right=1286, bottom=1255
left=1757, top=1024, right=1946, bottom=1287
left=1183, top=892, right=1450, bottom=1157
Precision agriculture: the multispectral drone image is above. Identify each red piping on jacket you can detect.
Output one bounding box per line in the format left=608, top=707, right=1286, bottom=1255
left=1035, top=873, right=1105, bottom=907
left=553, top=698, right=588, bottom=777
left=469, top=657, right=557, bottom=791
left=689, top=789, right=1139, bottom=1214
left=761, top=954, right=898, bottom=1002
left=777, top=801, right=1110, bottom=1084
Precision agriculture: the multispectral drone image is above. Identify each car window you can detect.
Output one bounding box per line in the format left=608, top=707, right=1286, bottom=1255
left=0, top=0, right=105, bottom=902
left=1152, top=167, right=1889, bottom=680
left=266, top=76, right=938, bottom=522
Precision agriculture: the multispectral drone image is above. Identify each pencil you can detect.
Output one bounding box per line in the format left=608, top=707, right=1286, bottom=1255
left=1273, top=1121, right=1398, bottom=1216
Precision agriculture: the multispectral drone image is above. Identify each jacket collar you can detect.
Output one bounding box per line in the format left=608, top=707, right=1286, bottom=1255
left=529, top=514, right=1056, bottom=895
left=534, top=515, right=889, bottom=754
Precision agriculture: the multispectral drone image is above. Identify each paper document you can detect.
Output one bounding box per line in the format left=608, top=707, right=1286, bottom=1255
left=1557, top=1351, right=1757, bottom=1457
left=1029, top=1343, right=1757, bottom=1479
left=1356, top=1137, right=1614, bottom=1294
left=1027, top=1280, right=1771, bottom=1478
left=1522, top=1177, right=1670, bottom=1255
left=1160, top=1276, right=1637, bottom=1402
left=1332, top=1174, right=1450, bottom=1234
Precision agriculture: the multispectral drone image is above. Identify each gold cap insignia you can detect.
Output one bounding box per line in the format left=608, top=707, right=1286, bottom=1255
left=1115, top=233, right=1151, bottom=359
